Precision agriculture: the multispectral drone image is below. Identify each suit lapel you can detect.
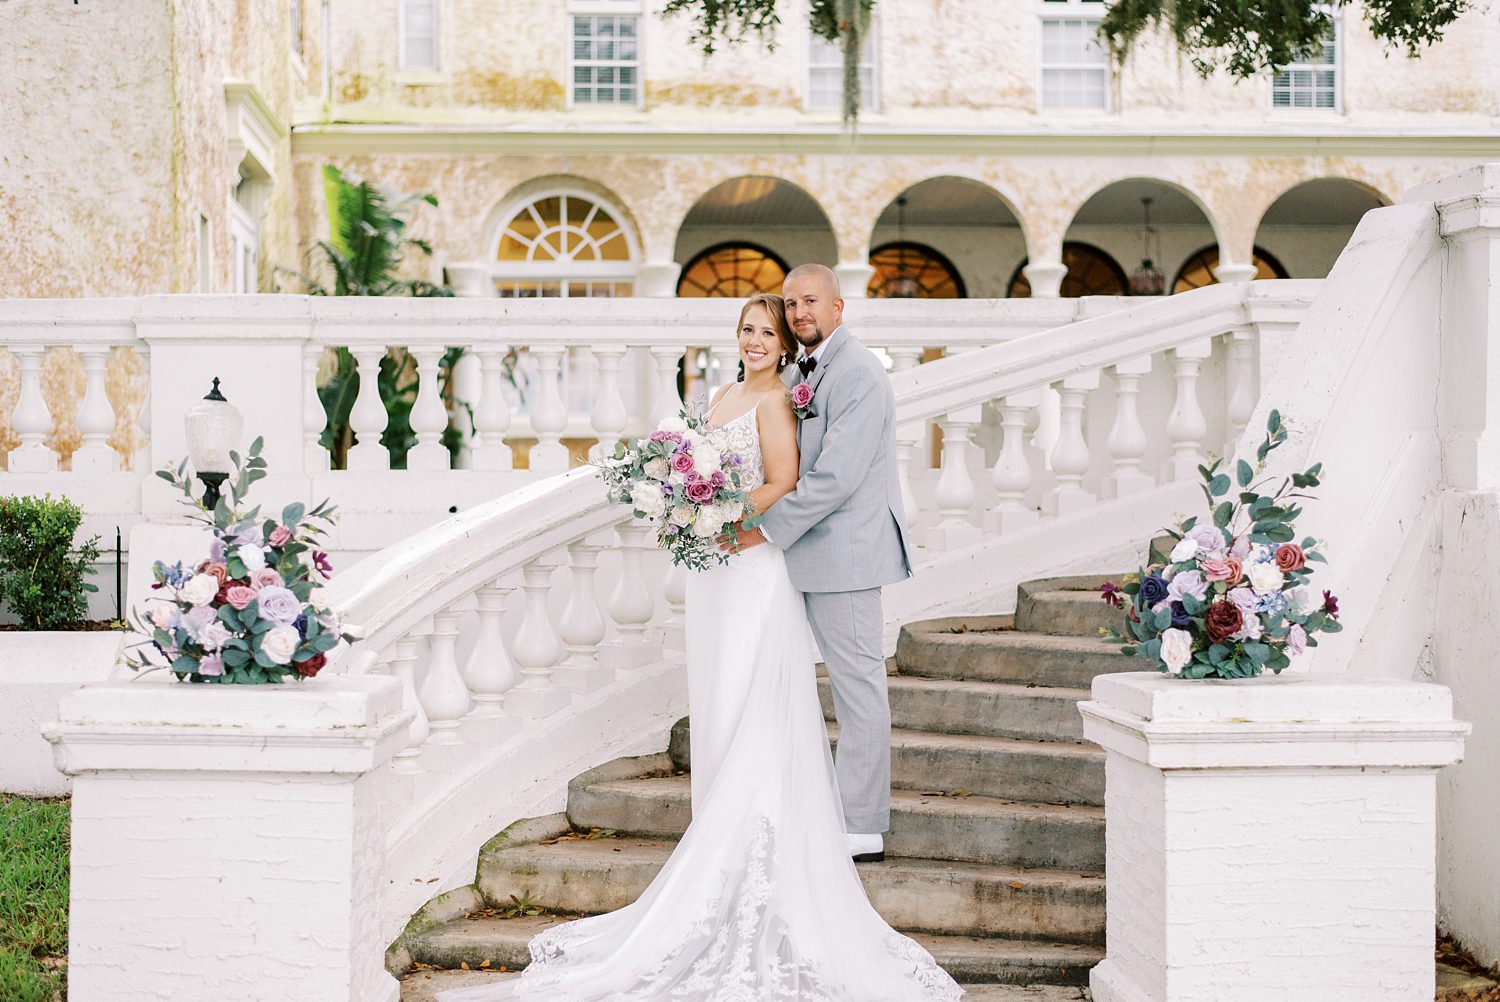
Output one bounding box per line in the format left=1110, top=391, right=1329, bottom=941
left=807, top=325, right=850, bottom=397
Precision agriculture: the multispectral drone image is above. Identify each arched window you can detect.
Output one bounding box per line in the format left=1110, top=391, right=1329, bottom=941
left=1173, top=246, right=1288, bottom=293
left=1008, top=242, right=1127, bottom=298
left=867, top=242, right=966, bottom=298
left=491, top=189, right=638, bottom=297
left=677, top=243, right=789, bottom=297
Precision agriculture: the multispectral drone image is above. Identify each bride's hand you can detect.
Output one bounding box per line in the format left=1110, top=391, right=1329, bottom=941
left=717, top=521, right=765, bottom=554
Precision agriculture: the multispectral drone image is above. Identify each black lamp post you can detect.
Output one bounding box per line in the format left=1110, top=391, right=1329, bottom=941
left=183, top=378, right=243, bottom=511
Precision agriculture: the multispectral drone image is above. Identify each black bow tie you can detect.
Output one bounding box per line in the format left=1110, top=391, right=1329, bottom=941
left=797, top=356, right=817, bottom=378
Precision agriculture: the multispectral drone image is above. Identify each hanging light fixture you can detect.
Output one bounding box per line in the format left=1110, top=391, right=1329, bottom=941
left=886, top=195, right=922, bottom=299
left=1129, top=196, right=1166, bottom=297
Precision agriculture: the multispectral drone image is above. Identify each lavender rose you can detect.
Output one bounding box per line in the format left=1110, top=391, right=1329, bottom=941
left=1227, top=587, right=1260, bottom=617
left=198, top=654, right=224, bottom=677
left=251, top=567, right=284, bottom=590
left=1186, top=524, right=1228, bottom=558
left=255, top=585, right=302, bottom=626
left=1166, top=569, right=1208, bottom=604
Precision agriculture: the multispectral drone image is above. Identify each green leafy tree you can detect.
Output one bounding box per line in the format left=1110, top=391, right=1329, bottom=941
left=281, top=165, right=467, bottom=469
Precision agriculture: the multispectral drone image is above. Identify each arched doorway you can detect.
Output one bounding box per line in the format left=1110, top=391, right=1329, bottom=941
left=674, top=176, right=837, bottom=280
left=868, top=242, right=966, bottom=299
left=677, top=243, right=789, bottom=297
left=1173, top=246, right=1288, bottom=292
left=1008, top=242, right=1128, bottom=298
left=1058, top=178, right=1221, bottom=297
left=869, top=178, right=1024, bottom=297
left=1254, top=178, right=1390, bottom=279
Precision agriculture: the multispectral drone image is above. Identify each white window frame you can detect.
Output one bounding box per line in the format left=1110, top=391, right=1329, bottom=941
left=229, top=199, right=259, bottom=294
left=398, top=0, right=440, bottom=72
left=805, top=18, right=879, bottom=114
left=566, top=1, right=645, bottom=111
left=1036, top=0, right=1110, bottom=113
left=1271, top=11, right=1342, bottom=114
left=486, top=186, right=641, bottom=297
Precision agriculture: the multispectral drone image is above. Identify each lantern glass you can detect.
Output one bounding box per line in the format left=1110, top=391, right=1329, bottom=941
left=183, top=379, right=243, bottom=476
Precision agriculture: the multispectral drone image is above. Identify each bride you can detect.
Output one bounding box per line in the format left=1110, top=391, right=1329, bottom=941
left=440, top=293, right=962, bottom=1001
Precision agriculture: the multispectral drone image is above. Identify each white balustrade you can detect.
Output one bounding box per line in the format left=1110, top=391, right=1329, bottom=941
left=506, top=557, right=571, bottom=717
left=1164, top=338, right=1214, bottom=481
left=460, top=578, right=519, bottom=744
left=132, top=345, right=151, bottom=473
left=1224, top=328, right=1257, bottom=457
left=927, top=405, right=982, bottom=549
left=1103, top=356, right=1155, bottom=500
left=406, top=345, right=451, bottom=471
left=710, top=345, right=740, bottom=397
left=985, top=390, right=1041, bottom=534
left=528, top=346, right=569, bottom=472
left=71, top=344, right=117, bottom=473
left=346, top=345, right=390, bottom=472
left=303, top=344, right=329, bottom=473
left=894, top=426, right=921, bottom=531
left=555, top=538, right=615, bottom=694
left=601, top=521, right=662, bottom=669
left=417, top=608, right=470, bottom=769
left=9, top=346, right=55, bottom=472
left=651, top=346, right=684, bottom=423
left=471, top=345, right=513, bottom=471
left=1043, top=371, right=1100, bottom=517
left=659, top=560, right=688, bottom=650
left=388, top=631, right=430, bottom=779
left=589, top=346, right=629, bottom=461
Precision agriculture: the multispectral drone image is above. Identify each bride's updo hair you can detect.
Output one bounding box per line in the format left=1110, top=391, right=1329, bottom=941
left=737, top=292, right=797, bottom=374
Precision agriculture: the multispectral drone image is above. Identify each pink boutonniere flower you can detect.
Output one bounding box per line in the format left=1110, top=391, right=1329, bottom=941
left=789, top=380, right=816, bottom=420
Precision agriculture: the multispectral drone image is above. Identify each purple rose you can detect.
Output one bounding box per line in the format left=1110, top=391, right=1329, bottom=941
left=182, top=605, right=216, bottom=639
left=710, top=470, right=726, bottom=488
left=1138, top=573, right=1169, bottom=608
left=1169, top=601, right=1193, bottom=629
left=1187, top=524, right=1228, bottom=558
left=1166, top=570, right=1208, bottom=604
left=198, top=654, right=224, bottom=677
left=790, top=382, right=814, bottom=409
left=1227, top=586, right=1260, bottom=616
left=649, top=431, right=671, bottom=442
left=255, top=585, right=302, bottom=626
left=1287, top=623, right=1308, bottom=655
left=685, top=479, right=715, bottom=504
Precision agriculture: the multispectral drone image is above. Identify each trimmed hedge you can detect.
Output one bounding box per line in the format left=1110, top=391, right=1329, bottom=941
left=0, top=494, right=101, bottom=630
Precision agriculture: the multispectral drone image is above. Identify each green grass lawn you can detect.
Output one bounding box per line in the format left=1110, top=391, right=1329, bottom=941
left=0, top=795, right=69, bottom=1002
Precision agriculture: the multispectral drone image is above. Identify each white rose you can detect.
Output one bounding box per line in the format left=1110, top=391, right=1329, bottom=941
left=644, top=457, right=670, bottom=481
left=201, top=621, right=234, bottom=651
left=1160, top=628, right=1194, bottom=674
left=1285, top=585, right=1316, bottom=618
left=691, top=445, right=722, bottom=478
left=682, top=429, right=705, bottom=449
left=669, top=469, right=687, bottom=486
left=692, top=513, right=724, bottom=538
left=1169, top=537, right=1199, bottom=564
left=260, top=625, right=301, bottom=665
left=714, top=499, right=744, bottom=524
left=1228, top=615, right=1264, bottom=642
left=669, top=506, right=694, bottom=527
left=147, top=602, right=178, bottom=630
left=178, top=573, right=219, bottom=607
left=236, top=545, right=266, bottom=574
left=634, top=486, right=666, bottom=519
left=1246, top=562, right=1285, bottom=595
left=659, top=414, right=688, bottom=434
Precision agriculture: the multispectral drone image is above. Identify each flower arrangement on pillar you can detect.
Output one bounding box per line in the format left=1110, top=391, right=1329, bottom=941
left=1099, top=410, right=1341, bottom=679
left=119, top=437, right=359, bottom=683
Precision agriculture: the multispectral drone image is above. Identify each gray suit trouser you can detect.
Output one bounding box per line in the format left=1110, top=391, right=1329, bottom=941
left=805, top=587, right=891, bottom=834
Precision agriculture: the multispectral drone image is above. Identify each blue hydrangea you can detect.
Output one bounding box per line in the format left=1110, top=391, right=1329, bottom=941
left=1257, top=589, right=1289, bottom=616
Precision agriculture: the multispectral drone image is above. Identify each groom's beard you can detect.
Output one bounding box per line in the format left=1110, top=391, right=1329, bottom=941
left=794, top=324, right=825, bottom=350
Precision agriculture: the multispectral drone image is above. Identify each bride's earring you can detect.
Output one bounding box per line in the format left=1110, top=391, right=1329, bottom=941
left=780, top=352, right=788, bottom=366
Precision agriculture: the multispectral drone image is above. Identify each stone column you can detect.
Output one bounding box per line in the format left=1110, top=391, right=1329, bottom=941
left=833, top=259, right=875, bottom=298
left=46, top=676, right=411, bottom=1002
left=1080, top=672, right=1468, bottom=1002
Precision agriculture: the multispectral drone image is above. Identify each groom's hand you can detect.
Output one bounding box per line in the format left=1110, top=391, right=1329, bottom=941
left=717, top=521, right=765, bottom=554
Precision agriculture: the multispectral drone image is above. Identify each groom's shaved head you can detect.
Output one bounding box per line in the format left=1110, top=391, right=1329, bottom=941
left=783, top=264, right=844, bottom=350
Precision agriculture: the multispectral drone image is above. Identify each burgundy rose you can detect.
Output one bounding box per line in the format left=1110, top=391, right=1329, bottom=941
left=295, top=652, right=326, bottom=678
left=1274, top=544, right=1306, bottom=573
left=1205, top=600, right=1244, bottom=644
left=670, top=452, right=695, bottom=474
left=685, top=479, right=715, bottom=504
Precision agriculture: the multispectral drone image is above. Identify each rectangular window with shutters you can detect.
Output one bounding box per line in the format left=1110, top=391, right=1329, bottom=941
left=1038, top=0, right=1108, bottom=111
left=807, top=26, right=877, bottom=112
left=399, top=0, right=439, bottom=71
left=1272, top=20, right=1340, bottom=111
left=570, top=15, right=641, bottom=107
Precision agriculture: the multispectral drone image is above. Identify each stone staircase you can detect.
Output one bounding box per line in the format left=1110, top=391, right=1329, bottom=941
left=401, top=574, right=1128, bottom=989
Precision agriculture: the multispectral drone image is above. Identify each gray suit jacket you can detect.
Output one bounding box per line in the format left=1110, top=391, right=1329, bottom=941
left=759, top=326, right=914, bottom=593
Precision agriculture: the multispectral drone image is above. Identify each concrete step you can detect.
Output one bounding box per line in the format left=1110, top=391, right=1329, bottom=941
left=896, top=617, right=1128, bottom=690
left=820, top=674, right=1090, bottom=742
left=1015, top=576, right=1122, bottom=637
left=882, top=728, right=1104, bottom=807
left=566, top=756, right=1105, bottom=871
left=477, top=835, right=1104, bottom=943
left=407, top=914, right=1103, bottom=987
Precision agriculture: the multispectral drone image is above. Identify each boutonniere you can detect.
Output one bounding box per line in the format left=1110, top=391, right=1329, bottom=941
left=789, top=380, right=817, bottom=420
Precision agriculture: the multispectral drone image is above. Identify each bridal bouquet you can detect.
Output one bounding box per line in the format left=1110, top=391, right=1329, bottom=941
left=1100, top=411, right=1342, bottom=680
left=121, top=438, right=358, bottom=684
left=595, top=411, right=753, bottom=571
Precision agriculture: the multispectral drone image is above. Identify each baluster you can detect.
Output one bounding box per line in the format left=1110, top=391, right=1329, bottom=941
left=1164, top=339, right=1214, bottom=481
left=1043, top=372, right=1100, bottom=517
left=528, top=346, right=568, bottom=472
left=9, top=346, right=55, bottom=472
left=887, top=347, right=923, bottom=373
left=1103, top=356, right=1154, bottom=500
left=72, top=344, right=117, bottom=473
left=894, top=425, right=921, bottom=531
left=406, top=345, right=451, bottom=471
left=460, top=579, right=519, bottom=744
left=927, top=405, right=982, bottom=549
left=417, top=608, right=470, bottom=770
left=659, top=561, right=688, bottom=650
left=345, top=345, right=390, bottom=472
left=1224, top=328, right=1256, bottom=457
left=589, top=346, right=629, bottom=461
left=302, top=344, right=330, bottom=473
left=555, top=538, right=615, bottom=694
left=132, top=345, right=151, bottom=474
left=471, top=345, right=513, bottom=471
left=389, top=631, right=431, bottom=778
left=448, top=349, right=479, bottom=470
left=651, top=346, right=684, bottom=424
left=506, top=557, right=571, bottom=717
left=985, top=391, right=1041, bottom=534
left=600, top=522, right=662, bottom=669
left=710, top=345, right=740, bottom=394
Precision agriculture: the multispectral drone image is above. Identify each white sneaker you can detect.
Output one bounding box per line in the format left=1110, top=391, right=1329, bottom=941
left=847, top=833, right=884, bottom=862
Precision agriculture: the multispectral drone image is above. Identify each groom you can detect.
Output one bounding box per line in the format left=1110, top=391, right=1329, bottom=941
left=721, top=263, right=914, bottom=863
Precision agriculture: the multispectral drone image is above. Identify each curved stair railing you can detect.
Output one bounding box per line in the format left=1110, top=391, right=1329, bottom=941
left=316, top=278, right=1321, bottom=946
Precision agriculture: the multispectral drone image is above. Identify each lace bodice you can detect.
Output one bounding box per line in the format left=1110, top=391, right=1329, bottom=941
left=704, top=404, right=764, bottom=493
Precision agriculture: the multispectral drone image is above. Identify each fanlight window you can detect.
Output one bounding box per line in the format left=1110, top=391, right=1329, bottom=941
left=867, top=242, right=965, bottom=299
left=1173, top=246, right=1288, bottom=293
left=678, top=244, right=789, bottom=298
left=1008, top=242, right=1127, bottom=298
left=493, top=191, right=636, bottom=297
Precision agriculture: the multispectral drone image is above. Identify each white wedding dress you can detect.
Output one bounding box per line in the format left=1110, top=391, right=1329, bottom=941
left=440, top=403, right=962, bottom=1002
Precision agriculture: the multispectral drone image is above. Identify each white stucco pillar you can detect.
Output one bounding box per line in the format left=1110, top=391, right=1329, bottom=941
left=1021, top=261, right=1067, bottom=299
left=1211, top=260, right=1258, bottom=284
left=834, top=259, right=875, bottom=298
left=1081, top=672, right=1468, bottom=1002
left=445, top=262, right=496, bottom=297
left=637, top=260, right=683, bottom=297
left=46, top=676, right=411, bottom=1002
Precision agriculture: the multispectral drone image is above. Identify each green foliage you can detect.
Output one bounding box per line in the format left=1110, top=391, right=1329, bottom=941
left=1098, top=0, right=1467, bottom=79
left=0, top=796, right=69, bottom=1002
left=0, top=494, right=102, bottom=630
